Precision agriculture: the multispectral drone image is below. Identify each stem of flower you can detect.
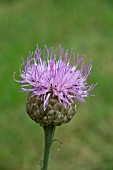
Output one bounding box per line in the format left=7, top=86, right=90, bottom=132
left=41, top=125, right=56, bottom=170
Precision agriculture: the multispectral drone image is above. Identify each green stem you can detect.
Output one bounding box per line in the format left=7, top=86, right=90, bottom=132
left=41, top=125, right=56, bottom=170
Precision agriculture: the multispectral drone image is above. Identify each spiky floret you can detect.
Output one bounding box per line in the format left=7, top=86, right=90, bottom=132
left=16, top=45, right=96, bottom=112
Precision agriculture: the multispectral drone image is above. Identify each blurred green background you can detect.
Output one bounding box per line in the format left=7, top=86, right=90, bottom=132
left=0, top=0, right=113, bottom=170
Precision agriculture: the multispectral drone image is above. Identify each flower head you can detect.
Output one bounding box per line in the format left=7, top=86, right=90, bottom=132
left=15, top=45, right=96, bottom=126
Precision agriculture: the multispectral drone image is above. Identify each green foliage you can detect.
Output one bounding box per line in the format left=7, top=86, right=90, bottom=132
left=0, top=0, right=113, bottom=169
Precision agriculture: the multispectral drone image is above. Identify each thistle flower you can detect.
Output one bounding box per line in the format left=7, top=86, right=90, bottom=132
left=15, top=45, right=95, bottom=126
left=15, top=44, right=96, bottom=170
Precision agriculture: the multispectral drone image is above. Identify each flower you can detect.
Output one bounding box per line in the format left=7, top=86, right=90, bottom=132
left=15, top=45, right=96, bottom=126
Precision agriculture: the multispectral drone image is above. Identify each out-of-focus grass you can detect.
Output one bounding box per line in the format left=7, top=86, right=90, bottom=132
left=0, top=0, right=113, bottom=170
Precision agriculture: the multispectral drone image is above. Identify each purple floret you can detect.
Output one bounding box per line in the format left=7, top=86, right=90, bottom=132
left=16, top=45, right=96, bottom=111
